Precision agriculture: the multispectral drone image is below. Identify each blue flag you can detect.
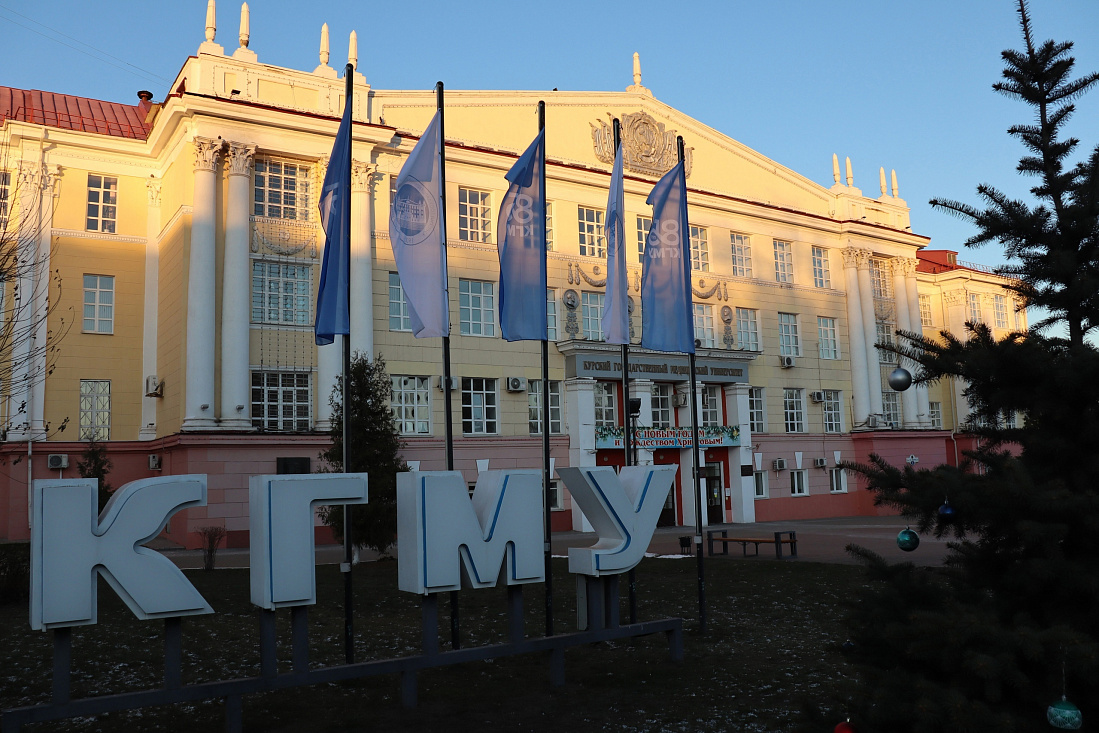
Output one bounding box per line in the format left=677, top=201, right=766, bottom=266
left=641, top=161, right=694, bottom=354
left=497, top=129, right=547, bottom=341
left=601, top=143, right=628, bottom=344
left=390, top=112, right=449, bottom=338
left=314, top=98, right=353, bottom=346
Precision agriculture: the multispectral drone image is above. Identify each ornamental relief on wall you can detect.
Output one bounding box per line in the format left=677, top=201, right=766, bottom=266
left=591, top=111, right=693, bottom=179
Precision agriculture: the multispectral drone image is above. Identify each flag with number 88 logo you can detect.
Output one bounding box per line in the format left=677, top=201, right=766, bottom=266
left=641, top=161, right=694, bottom=353
left=497, top=129, right=547, bottom=341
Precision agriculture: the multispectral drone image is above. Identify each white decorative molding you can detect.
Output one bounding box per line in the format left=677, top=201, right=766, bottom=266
left=225, top=142, right=257, bottom=177
left=159, top=205, right=193, bottom=239
left=251, top=217, right=318, bottom=258
left=146, top=180, right=162, bottom=207
left=591, top=111, right=693, bottom=179
left=193, top=137, right=223, bottom=172
left=351, top=160, right=378, bottom=193
left=51, top=228, right=147, bottom=244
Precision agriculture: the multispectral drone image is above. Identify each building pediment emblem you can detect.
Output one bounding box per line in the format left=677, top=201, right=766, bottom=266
left=591, top=111, right=693, bottom=179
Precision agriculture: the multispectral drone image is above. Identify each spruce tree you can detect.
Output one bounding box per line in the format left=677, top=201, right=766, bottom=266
left=839, top=3, right=1099, bottom=731
left=318, top=353, right=405, bottom=555
left=77, top=440, right=113, bottom=513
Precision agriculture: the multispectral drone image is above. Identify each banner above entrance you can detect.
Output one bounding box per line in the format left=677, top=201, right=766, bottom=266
left=565, top=353, right=749, bottom=383
left=595, top=425, right=740, bottom=450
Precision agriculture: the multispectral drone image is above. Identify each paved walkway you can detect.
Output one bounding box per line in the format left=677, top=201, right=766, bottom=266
left=164, top=515, right=951, bottom=569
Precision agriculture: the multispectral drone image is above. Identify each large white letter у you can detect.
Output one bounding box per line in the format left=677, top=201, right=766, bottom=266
left=30, top=476, right=213, bottom=630
left=557, top=465, right=677, bottom=576
left=397, top=470, right=544, bottom=594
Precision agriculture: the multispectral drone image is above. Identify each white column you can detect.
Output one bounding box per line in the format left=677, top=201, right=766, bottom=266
left=219, top=142, right=256, bottom=430
left=841, top=248, right=871, bottom=425
left=140, top=180, right=162, bottom=440
left=315, top=339, right=341, bottom=433
left=565, top=377, right=597, bottom=531
left=628, top=378, right=654, bottom=466
left=8, top=163, right=41, bottom=441
left=904, top=260, right=932, bottom=427
left=724, top=383, right=755, bottom=524
left=891, top=257, right=919, bottom=428
left=856, top=251, right=885, bottom=417
left=350, top=161, right=375, bottom=359
left=183, top=137, right=221, bottom=431
left=27, top=166, right=58, bottom=440
left=675, top=381, right=705, bottom=528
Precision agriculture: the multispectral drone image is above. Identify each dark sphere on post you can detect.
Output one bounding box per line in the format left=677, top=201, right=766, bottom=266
left=887, top=367, right=912, bottom=391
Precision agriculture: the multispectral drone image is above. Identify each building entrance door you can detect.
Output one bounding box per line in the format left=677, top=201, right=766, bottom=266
left=653, top=449, right=678, bottom=526
left=705, top=461, right=725, bottom=525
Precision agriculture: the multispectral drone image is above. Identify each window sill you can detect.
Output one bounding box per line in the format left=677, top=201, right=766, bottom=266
left=81, top=330, right=114, bottom=335
left=458, top=331, right=498, bottom=338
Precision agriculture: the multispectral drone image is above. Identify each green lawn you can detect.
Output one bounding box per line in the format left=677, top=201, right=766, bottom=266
left=1, top=557, right=864, bottom=732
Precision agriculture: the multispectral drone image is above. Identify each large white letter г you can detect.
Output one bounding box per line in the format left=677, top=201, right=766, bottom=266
left=557, top=465, right=676, bottom=576
left=249, top=473, right=368, bottom=610
left=30, top=476, right=212, bottom=630
left=397, top=470, right=544, bottom=595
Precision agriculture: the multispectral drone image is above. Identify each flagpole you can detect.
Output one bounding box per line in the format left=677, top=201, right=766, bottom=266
left=341, top=62, right=355, bottom=664
left=679, top=135, right=706, bottom=634
left=537, top=101, right=555, bottom=638
left=436, top=81, right=461, bottom=650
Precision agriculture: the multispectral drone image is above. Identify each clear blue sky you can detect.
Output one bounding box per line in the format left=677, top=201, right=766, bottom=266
left=2, top=0, right=1097, bottom=271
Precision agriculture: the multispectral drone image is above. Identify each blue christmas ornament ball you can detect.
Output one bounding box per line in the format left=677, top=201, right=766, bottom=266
left=897, top=527, right=920, bottom=552
left=1047, top=697, right=1083, bottom=730
left=938, top=500, right=955, bottom=519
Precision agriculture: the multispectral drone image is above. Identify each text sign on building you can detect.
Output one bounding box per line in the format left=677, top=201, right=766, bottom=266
left=566, top=354, right=747, bottom=383
left=595, top=425, right=740, bottom=450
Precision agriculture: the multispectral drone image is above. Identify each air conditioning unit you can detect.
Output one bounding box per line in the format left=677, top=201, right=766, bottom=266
left=809, top=391, right=826, bottom=403
left=674, top=392, right=690, bottom=408
left=779, top=356, right=796, bottom=368
left=813, top=457, right=828, bottom=468
left=435, top=376, right=457, bottom=391
left=866, top=415, right=880, bottom=429
left=47, top=454, right=68, bottom=470
left=144, top=375, right=163, bottom=397
left=772, top=458, right=787, bottom=471
left=148, top=454, right=162, bottom=470
left=505, top=376, right=527, bottom=392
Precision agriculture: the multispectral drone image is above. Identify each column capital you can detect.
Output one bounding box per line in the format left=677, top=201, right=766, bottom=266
left=351, top=160, right=378, bottom=192
left=193, top=137, right=223, bottom=172
left=891, top=255, right=918, bottom=277
left=18, top=160, right=42, bottom=188
left=841, top=246, right=870, bottom=270
left=225, top=142, right=257, bottom=177
left=146, top=179, right=162, bottom=207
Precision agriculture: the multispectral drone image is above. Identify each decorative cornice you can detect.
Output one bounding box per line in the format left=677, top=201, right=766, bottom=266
left=193, top=136, right=223, bottom=172
left=225, top=142, right=257, bottom=177
left=51, top=228, right=146, bottom=244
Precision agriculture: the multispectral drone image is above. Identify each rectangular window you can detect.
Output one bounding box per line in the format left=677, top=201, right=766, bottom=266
left=790, top=469, right=808, bottom=496
left=86, top=174, right=118, bottom=233
left=753, top=471, right=768, bottom=499
left=251, top=371, right=312, bottom=432
left=823, top=390, right=843, bottom=434
left=689, top=225, right=709, bottom=271
left=829, top=468, right=847, bottom=493
left=82, top=274, right=115, bottom=334
left=389, top=272, right=412, bottom=331
left=636, top=215, right=651, bottom=263
left=993, top=295, right=1008, bottom=329
left=79, top=379, right=111, bottom=440
left=876, top=321, right=897, bottom=364
left=462, top=377, right=498, bottom=434
left=578, top=206, right=606, bottom=258
left=528, top=380, right=563, bottom=435
left=778, top=313, right=801, bottom=356
left=730, top=233, right=753, bottom=278
left=694, top=304, right=715, bottom=348
left=882, top=391, right=902, bottom=426
left=748, top=387, right=766, bottom=433
left=458, top=187, right=492, bottom=242
left=0, top=170, right=10, bottom=227
left=253, top=159, right=310, bottom=220
left=581, top=292, right=604, bottom=340
left=783, top=388, right=805, bottom=433
left=593, top=382, right=616, bottom=427
left=391, top=376, right=431, bottom=435
left=811, top=246, right=831, bottom=288
left=773, top=240, right=793, bottom=283
left=546, top=289, right=558, bottom=341
left=737, top=308, right=760, bottom=351
left=545, top=201, right=555, bottom=252
left=459, top=279, right=496, bottom=336
left=930, top=402, right=943, bottom=429
left=251, top=261, right=311, bottom=325
left=817, top=316, right=839, bottom=360
left=869, top=257, right=891, bottom=299
left=702, top=385, right=721, bottom=428
left=919, top=294, right=933, bottom=327
left=968, top=293, right=983, bottom=323
left=548, top=479, right=563, bottom=510
left=651, top=384, right=673, bottom=428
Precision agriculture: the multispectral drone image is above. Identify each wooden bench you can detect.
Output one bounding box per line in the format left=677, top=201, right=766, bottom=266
left=707, top=529, right=798, bottom=559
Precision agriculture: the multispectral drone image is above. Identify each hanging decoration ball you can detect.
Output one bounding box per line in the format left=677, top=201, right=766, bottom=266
left=897, top=527, right=920, bottom=552
left=1047, top=697, right=1083, bottom=730
left=834, top=722, right=856, bottom=733
left=938, top=500, right=955, bottom=519
left=887, top=366, right=913, bottom=392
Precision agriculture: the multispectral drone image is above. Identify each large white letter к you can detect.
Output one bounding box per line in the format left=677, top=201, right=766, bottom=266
left=557, top=465, right=677, bottom=576
left=30, top=476, right=213, bottom=630
left=397, top=470, right=544, bottom=595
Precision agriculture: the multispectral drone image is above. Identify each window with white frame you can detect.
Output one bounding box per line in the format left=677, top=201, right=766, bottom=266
left=778, top=313, right=801, bottom=356
left=251, top=371, right=312, bottom=431
left=876, top=321, right=897, bottom=363
left=252, top=262, right=310, bottom=325
left=578, top=206, right=606, bottom=258
left=773, top=240, right=793, bottom=283
left=753, top=471, right=768, bottom=499
left=829, top=467, right=847, bottom=493
left=651, top=384, right=673, bottom=429
left=1014, top=302, right=1025, bottom=330
left=919, top=294, right=933, bottom=326
left=528, top=380, right=563, bottom=435
left=86, top=174, right=118, bottom=233
left=458, top=187, right=492, bottom=242
left=547, top=479, right=563, bottom=510
left=790, top=469, right=808, bottom=496
left=783, top=388, right=805, bottom=433
left=545, top=201, right=555, bottom=251
left=459, top=279, right=496, bottom=336
left=811, top=246, right=831, bottom=288
left=389, top=272, right=412, bottom=331
left=253, top=159, right=310, bottom=220
left=869, top=257, right=892, bottom=299
left=1002, top=410, right=1018, bottom=429
left=689, top=225, right=709, bottom=272
left=82, top=274, right=115, bottom=333
left=0, top=171, right=10, bottom=227
left=730, top=233, right=753, bottom=278
left=929, top=402, right=943, bottom=429
left=702, top=385, right=721, bottom=427
left=636, top=215, right=651, bottom=263
left=594, top=382, right=616, bottom=427
left=694, top=304, right=715, bottom=348
left=968, top=293, right=983, bottom=323
left=79, top=379, right=111, bottom=440
left=582, top=291, right=604, bottom=340
left=391, top=376, right=431, bottom=435
left=546, top=289, right=558, bottom=340
left=737, top=308, right=760, bottom=350
left=748, top=387, right=766, bottom=432
left=823, top=390, right=843, bottom=433
left=462, top=377, right=498, bottom=434
left=818, top=316, right=839, bottom=360
left=993, top=295, right=1008, bottom=329
left=882, top=391, right=902, bottom=426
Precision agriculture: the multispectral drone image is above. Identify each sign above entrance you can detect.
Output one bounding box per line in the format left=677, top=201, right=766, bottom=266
left=595, top=425, right=740, bottom=450
left=565, top=353, right=748, bottom=383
